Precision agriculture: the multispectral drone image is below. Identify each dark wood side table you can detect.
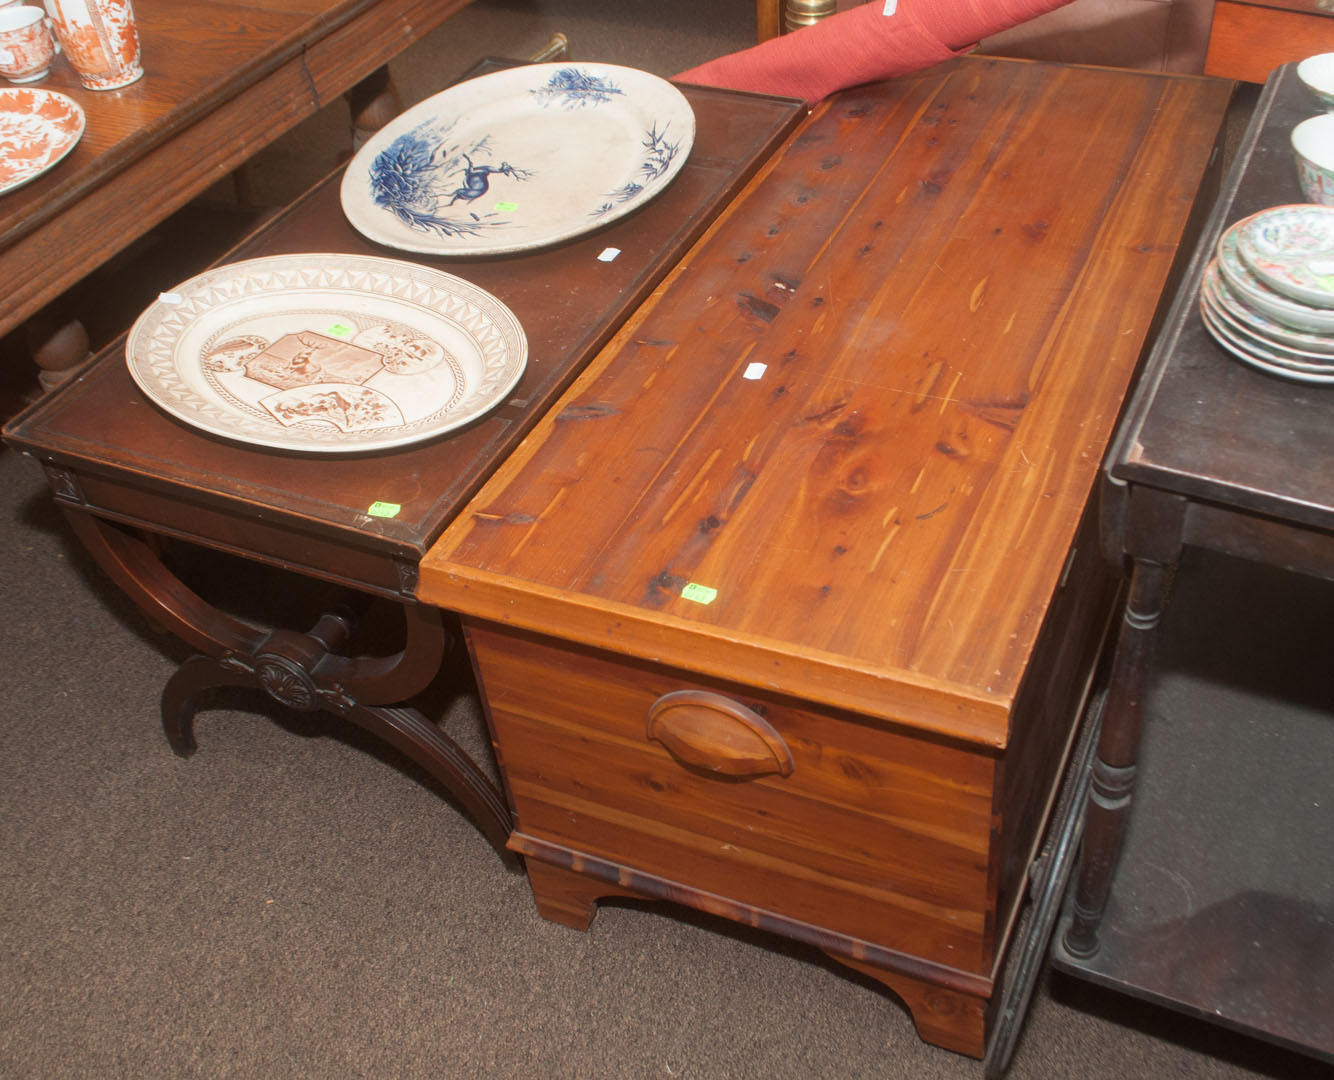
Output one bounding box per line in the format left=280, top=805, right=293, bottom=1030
left=2, top=76, right=804, bottom=860
left=1054, top=62, right=1334, bottom=1063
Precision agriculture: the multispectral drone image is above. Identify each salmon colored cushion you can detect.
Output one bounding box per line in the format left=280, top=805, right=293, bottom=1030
left=675, top=0, right=1074, bottom=103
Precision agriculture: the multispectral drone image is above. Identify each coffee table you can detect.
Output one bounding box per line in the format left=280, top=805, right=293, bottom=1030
left=416, top=56, right=1232, bottom=1057
left=2, top=75, right=804, bottom=859
left=1054, top=60, right=1334, bottom=1064
left=1, top=0, right=475, bottom=381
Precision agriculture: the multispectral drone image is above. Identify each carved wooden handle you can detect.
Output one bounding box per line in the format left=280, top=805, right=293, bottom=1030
left=646, top=690, right=794, bottom=778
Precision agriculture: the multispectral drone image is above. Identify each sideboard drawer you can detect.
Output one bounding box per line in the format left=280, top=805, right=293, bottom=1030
left=465, top=621, right=999, bottom=974
left=1205, top=1, right=1334, bottom=82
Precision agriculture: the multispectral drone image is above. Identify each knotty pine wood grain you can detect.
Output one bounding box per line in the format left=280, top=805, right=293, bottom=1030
left=459, top=501, right=1116, bottom=1009
left=465, top=621, right=999, bottom=974
left=420, top=58, right=1232, bottom=748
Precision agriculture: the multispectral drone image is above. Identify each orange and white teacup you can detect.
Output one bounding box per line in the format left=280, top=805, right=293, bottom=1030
left=0, top=5, right=59, bottom=84
left=44, top=0, right=142, bottom=90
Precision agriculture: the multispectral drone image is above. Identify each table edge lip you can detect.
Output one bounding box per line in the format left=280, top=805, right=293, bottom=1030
left=420, top=559, right=1015, bottom=747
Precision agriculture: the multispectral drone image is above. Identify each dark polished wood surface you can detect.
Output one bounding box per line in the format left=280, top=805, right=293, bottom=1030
left=1, top=75, right=804, bottom=864
left=1111, top=65, right=1334, bottom=531
left=1055, top=62, right=1334, bottom=1063
left=0, top=0, right=474, bottom=346
left=419, top=57, right=1233, bottom=1056
left=3, top=82, right=805, bottom=596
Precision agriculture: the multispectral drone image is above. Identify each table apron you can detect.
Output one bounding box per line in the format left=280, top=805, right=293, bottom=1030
left=1182, top=498, right=1334, bottom=582
left=42, top=461, right=419, bottom=600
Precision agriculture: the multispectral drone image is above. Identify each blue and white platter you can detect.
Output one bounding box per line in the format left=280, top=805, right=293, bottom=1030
left=340, top=63, right=695, bottom=256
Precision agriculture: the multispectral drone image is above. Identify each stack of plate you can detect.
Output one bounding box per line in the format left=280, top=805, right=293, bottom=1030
left=1201, top=204, right=1334, bottom=385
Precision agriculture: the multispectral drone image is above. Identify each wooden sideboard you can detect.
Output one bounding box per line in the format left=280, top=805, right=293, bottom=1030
left=419, top=57, right=1232, bottom=1057
left=1205, top=0, right=1334, bottom=82
left=0, top=0, right=477, bottom=388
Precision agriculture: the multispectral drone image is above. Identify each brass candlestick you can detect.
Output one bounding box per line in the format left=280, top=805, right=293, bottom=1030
left=784, top=0, right=838, bottom=33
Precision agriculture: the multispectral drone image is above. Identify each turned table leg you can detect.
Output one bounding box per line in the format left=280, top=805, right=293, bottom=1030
left=1062, top=487, right=1185, bottom=959
left=757, top=0, right=781, bottom=40
left=347, top=65, right=402, bottom=149
left=758, top=0, right=837, bottom=40
left=28, top=315, right=92, bottom=392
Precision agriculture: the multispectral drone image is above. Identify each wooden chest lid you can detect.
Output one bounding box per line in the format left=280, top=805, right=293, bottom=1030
left=420, top=57, right=1231, bottom=746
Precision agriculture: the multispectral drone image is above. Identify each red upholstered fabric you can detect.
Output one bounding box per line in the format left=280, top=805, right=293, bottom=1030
left=674, top=0, right=1075, bottom=103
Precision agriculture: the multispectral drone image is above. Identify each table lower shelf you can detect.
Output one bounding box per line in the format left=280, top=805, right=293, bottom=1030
left=1052, top=547, right=1334, bottom=1063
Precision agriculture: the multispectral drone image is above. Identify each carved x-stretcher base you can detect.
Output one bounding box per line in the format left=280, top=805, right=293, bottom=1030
left=62, top=509, right=513, bottom=861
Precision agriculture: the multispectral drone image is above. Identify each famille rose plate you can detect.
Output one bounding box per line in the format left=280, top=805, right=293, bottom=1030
left=1202, top=261, right=1334, bottom=356
left=0, top=87, right=84, bottom=196
left=126, top=254, right=527, bottom=454
left=1230, top=204, right=1334, bottom=309
left=1215, top=228, right=1334, bottom=335
left=1200, top=294, right=1334, bottom=385
left=340, top=62, right=695, bottom=256
left=1201, top=288, right=1334, bottom=374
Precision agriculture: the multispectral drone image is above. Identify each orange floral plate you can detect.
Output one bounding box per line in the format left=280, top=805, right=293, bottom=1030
left=0, top=87, right=84, bottom=196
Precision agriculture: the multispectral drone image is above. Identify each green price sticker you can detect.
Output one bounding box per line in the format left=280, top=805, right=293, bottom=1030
left=367, top=501, right=402, bottom=519
left=326, top=323, right=353, bottom=338
left=494, top=201, right=519, bottom=212
left=681, top=582, right=718, bottom=605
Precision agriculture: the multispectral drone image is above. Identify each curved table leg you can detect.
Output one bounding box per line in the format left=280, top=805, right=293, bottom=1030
left=61, top=508, right=512, bottom=860
left=160, top=608, right=514, bottom=861
left=162, top=654, right=258, bottom=756
left=59, top=507, right=261, bottom=658
left=338, top=702, right=513, bottom=858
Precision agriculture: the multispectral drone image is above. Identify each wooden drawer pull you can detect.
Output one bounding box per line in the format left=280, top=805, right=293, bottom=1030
left=646, top=690, right=794, bottom=778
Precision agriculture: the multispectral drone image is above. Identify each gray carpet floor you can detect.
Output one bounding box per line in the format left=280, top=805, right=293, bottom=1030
left=2, top=2, right=1330, bottom=1077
